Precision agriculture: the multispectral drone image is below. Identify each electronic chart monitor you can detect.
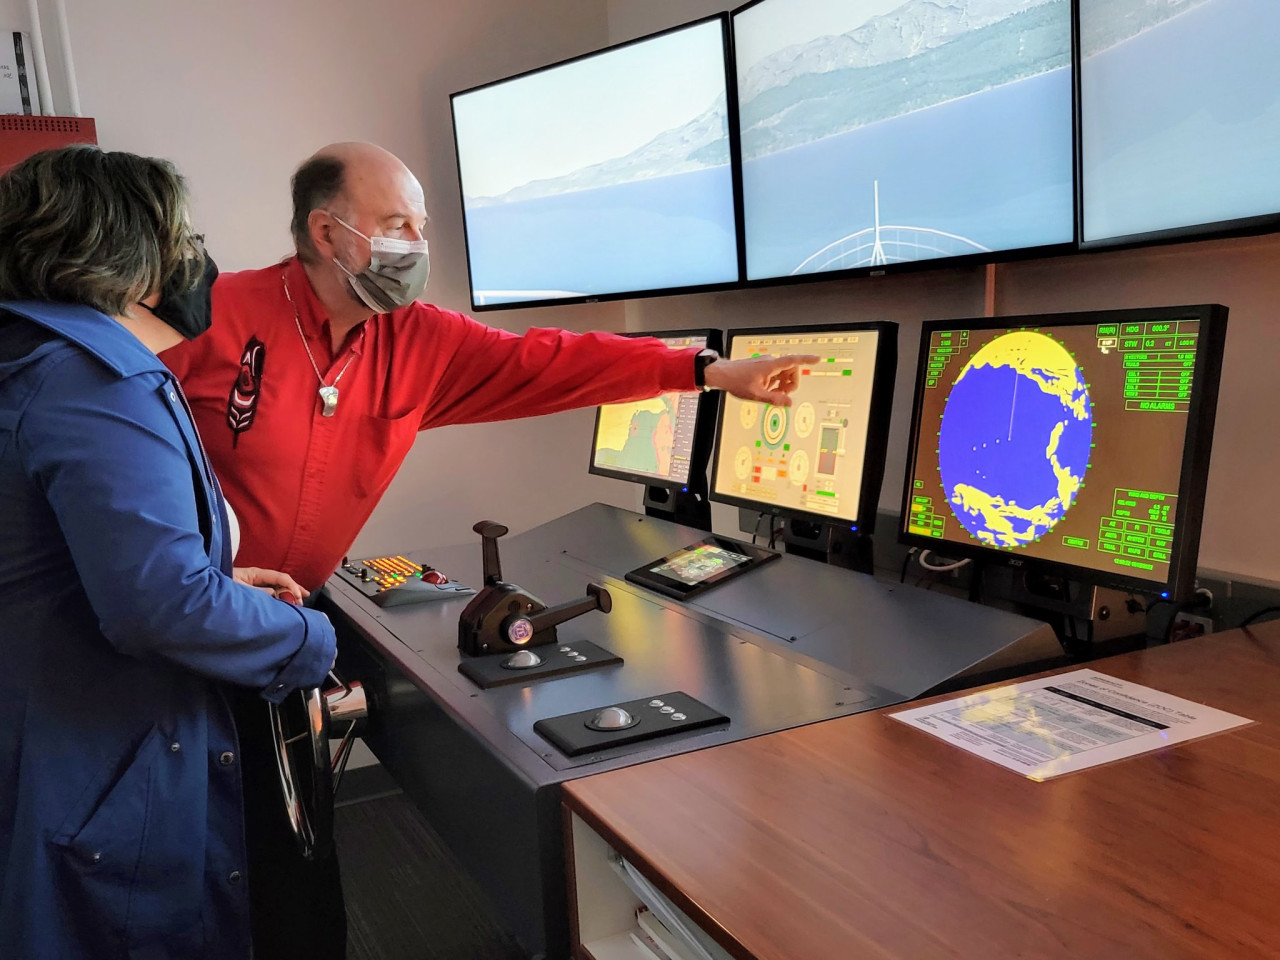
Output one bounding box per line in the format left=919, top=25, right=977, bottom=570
left=900, top=306, right=1228, bottom=600
left=732, top=0, right=1075, bottom=283
left=709, top=322, right=897, bottom=533
left=589, top=329, right=722, bottom=491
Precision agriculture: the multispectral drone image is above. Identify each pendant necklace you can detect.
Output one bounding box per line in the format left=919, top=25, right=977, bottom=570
left=284, top=271, right=359, bottom=418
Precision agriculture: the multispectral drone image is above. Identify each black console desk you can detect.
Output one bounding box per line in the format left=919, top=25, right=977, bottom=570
left=321, top=503, right=1056, bottom=958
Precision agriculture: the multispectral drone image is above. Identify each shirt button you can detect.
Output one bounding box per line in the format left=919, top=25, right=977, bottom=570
left=228, top=870, right=242, bottom=885
left=219, top=751, right=235, bottom=766
left=274, top=683, right=285, bottom=692
left=91, top=851, right=102, bottom=864
left=169, top=390, right=178, bottom=402
left=170, top=742, right=181, bottom=752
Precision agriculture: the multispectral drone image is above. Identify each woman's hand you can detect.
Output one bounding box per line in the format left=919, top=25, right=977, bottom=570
left=233, top=566, right=309, bottom=605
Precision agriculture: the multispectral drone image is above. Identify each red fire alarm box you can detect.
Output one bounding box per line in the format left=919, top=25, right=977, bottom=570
left=0, top=115, right=97, bottom=174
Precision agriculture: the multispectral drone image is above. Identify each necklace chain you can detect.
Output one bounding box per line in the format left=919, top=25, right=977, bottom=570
left=283, top=270, right=358, bottom=416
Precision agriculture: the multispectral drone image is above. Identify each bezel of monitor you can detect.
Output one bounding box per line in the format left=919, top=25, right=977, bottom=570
left=708, top=320, right=898, bottom=534
left=897, top=305, right=1228, bottom=601
left=729, top=0, right=1079, bottom=290
left=587, top=328, right=725, bottom=492
left=1077, top=210, right=1280, bottom=255
left=1072, top=3, right=1280, bottom=252
left=448, top=12, right=747, bottom=312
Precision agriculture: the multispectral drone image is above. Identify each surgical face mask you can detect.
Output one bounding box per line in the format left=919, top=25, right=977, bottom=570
left=329, top=213, right=430, bottom=313
left=146, top=252, right=219, bottom=340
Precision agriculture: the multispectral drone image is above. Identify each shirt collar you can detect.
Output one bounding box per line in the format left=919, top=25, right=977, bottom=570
left=284, top=256, right=369, bottom=358
left=0, top=300, right=168, bottom=378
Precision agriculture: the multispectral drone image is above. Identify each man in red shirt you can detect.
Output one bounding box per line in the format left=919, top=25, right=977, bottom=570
left=162, top=141, right=815, bottom=960
left=164, top=141, right=814, bottom=593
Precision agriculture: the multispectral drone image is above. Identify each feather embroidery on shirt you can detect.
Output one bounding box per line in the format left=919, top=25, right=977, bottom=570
left=226, top=336, right=264, bottom=447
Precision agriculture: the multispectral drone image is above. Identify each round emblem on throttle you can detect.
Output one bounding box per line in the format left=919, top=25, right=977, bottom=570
left=507, top=617, right=535, bottom=645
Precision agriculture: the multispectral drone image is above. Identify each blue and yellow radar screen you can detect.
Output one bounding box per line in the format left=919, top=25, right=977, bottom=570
left=939, top=332, right=1092, bottom=548
left=905, top=314, right=1213, bottom=588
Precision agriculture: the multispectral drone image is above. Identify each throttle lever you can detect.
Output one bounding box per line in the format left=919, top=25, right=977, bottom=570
left=473, top=520, right=508, bottom=586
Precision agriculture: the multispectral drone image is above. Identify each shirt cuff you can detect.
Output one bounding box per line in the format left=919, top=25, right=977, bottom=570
left=258, top=606, right=337, bottom=703
left=662, top=346, right=702, bottom=393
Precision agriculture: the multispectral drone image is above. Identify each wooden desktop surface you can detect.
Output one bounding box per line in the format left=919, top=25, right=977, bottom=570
left=563, top=621, right=1280, bottom=960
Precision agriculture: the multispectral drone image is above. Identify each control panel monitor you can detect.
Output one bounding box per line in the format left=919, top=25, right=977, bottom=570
left=589, top=329, right=722, bottom=491
left=1079, top=0, right=1280, bottom=246
left=709, top=322, right=897, bottom=532
left=450, top=15, right=741, bottom=309
left=732, top=0, right=1075, bottom=283
left=900, top=306, right=1227, bottom=600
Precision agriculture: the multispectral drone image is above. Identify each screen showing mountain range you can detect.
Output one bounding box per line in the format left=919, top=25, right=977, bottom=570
left=450, top=18, right=739, bottom=308
left=733, top=0, right=1075, bottom=281
left=1079, top=0, right=1280, bottom=244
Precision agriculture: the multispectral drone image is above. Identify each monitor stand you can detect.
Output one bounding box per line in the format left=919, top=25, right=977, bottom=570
left=642, top=484, right=712, bottom=532
left=782, top=518, right=874, bottom=575
left=978, top=566, right=1148, bottom=653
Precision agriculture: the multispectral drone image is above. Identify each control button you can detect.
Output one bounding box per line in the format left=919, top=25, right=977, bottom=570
left=573, top=654, right=587, bottom=661
left=660, top=706, right=675, bottom=714
left=218, top=751, right=235, bottom=766
left=560, top=646, right=572, bottom=653
left=649, top=699, right=664, bottom=708
left=671, top=713, right=686, bottom=721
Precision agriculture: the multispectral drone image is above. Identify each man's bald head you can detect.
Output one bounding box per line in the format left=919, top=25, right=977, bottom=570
left=290, top=142, right=426, bottom=264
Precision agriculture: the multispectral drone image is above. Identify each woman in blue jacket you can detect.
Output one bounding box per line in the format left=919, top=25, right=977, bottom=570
left=0, top=146, right=338, bottom=957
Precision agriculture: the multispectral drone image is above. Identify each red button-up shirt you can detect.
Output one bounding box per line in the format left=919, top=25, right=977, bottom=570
left=162, top=257, right=698, bottom=589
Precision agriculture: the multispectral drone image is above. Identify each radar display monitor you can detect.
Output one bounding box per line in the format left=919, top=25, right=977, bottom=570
left=732, top=0, right=1075, bottom=283
left=450, top=15, right=741, bottom=310
left=710, top=322, right=897, bottom=532
left=589, top=329, right=722, bottom=491
left=900, top=306, right=1227, bottom=600
left=1079, top=0, right=1280, bottom=247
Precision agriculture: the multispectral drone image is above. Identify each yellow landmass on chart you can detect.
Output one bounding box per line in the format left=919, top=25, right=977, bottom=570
left=950, top=483, right=1061, bottom=547
left=1045, top=421, right=1082, bottom=510
left=955, top=331, right=1089, bottom=421
left=594, top=397, right=671, bottom=453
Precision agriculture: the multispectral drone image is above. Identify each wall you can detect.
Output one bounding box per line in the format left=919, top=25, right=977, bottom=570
left=1, top=0, right=635, bottom=556
left=607, top=0, right=1280, bottom=584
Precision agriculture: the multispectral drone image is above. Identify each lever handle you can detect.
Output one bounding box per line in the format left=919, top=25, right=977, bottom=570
left=472, top=520, right=508, bottom=586
left=526, top=583, right=611, bottom=634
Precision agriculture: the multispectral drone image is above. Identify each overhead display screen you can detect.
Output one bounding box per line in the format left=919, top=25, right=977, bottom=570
left=1079, top=0, right=1280, bottom=244
left=451, top=17, right=740, bottom=308
left=733, top=0, right=1075, bottom=281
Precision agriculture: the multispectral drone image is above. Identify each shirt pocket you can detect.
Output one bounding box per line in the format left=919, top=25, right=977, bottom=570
left=50, top=723, right=205, bottom=945
left=353, top=410, right=421, bottom=500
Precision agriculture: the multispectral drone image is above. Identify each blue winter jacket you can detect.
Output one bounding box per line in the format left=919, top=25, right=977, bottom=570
left=0, top=301, right=338, bottom=958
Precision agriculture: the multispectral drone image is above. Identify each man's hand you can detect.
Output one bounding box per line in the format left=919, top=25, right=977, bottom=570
left=233, top=566, right=309, bottom=605
left=702, top=354, right=821, bottom=407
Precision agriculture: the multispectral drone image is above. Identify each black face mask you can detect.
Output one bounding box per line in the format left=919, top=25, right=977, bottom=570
left=147, top=253, right=219, bottom=340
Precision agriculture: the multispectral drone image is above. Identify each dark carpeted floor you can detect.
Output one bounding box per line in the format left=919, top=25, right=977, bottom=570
left=335, top=791, right=530, bottom=960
